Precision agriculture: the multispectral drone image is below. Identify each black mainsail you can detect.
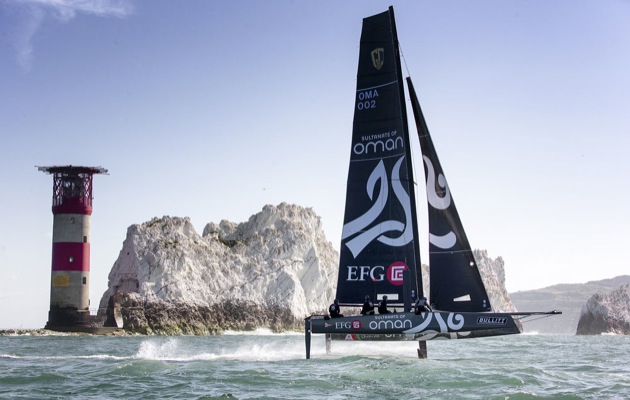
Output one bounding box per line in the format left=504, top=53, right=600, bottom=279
left=336, top=7, right=422, bottom=308
left=304, top=6, right=560, bottom=359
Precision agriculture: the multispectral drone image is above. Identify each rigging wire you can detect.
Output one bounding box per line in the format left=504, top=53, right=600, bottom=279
left=398, top=39, right=429, bottom=300
left=399, top=40, right=426, bottom=300
left=514, top=314, right=559, bottom=323
left=399, top=41, right=412, bottom=79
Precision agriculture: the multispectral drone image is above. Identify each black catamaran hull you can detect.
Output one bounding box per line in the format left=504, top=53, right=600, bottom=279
left=308, top=311, right=518, bottom=338
left=307, top=312, right=520, bottom=337
left=305, top=312, right=520, bottom=358
left=325, top=328, right=520, bottom=342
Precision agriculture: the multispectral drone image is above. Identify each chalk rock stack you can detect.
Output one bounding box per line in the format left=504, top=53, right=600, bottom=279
left=576, top=284, right=630, bottom=335
left=98, top=203, right=337, bottom=334
left=473, top=249, right=517, bottom=313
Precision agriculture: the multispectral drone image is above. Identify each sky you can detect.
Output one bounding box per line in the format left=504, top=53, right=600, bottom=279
left=1, top=0, right=629, bottom=329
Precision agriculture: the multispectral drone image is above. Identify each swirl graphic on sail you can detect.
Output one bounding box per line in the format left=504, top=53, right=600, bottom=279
left=342, top=156, right=413, bottom=258
left=424, top=155, right=456, bottom=250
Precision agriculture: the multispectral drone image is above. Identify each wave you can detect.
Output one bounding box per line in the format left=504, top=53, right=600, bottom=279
left=0, top=354, right=131, bottom=361
left=222, top=328, right=302, bottom=336
left=134, top=337, right=306, bottom=361
left=222, top=328, right=273, bottom=336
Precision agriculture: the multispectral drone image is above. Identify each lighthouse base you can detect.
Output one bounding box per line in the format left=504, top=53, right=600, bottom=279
left=45, top=306, right=119, bottom=334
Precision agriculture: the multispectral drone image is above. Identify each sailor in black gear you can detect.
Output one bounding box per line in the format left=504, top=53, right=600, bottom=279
left=378, top=295, right=391, bottom=314
left=329, top=299, right=343, bottom=318
left=415, top=296, right=433, bottom=313
left=361, top=295, right=375, bottom=315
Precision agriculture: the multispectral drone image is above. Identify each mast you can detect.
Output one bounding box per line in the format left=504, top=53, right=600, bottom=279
left=389, top=6, right=423, bottom=308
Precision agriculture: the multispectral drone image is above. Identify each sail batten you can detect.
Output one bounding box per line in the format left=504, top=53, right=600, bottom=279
left=357, top=81, right=399, bottom=92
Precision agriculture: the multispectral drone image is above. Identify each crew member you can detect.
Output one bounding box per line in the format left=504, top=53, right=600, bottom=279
left=361, top=295, right=374, bottom=315
left=414, top=296, right=433, bottom=313
left=378, top=295, right=390, bottom=314
left=329, top=299, right=343, bottom=318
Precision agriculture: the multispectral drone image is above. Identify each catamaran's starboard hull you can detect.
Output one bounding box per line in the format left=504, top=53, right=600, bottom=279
left=307, top=311, right=521, bottom=340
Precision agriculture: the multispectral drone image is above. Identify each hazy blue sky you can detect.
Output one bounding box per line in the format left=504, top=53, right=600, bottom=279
left=1, top=0, right=629, bottom=329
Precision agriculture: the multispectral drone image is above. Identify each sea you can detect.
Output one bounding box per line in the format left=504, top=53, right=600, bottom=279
left=1, top=331, right=628, bottom=399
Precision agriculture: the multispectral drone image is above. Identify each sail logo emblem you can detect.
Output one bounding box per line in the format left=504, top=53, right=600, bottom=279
left=387, top=262, right=408, bottom=286
left=371, top=48, right=384, bottom=70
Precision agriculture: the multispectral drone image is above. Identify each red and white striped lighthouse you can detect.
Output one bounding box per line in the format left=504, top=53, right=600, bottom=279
left=38, top=165, right=108, bottom=330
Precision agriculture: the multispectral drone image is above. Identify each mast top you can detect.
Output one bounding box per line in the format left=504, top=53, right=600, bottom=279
left=37, top=165, right=109, bottom=175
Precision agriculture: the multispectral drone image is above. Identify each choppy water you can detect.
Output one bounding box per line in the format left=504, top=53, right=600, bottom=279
left=1, top=332, right=628, bottom=399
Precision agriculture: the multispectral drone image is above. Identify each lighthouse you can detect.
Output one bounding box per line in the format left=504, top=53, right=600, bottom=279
left=38, top=165, right=108, bottom=330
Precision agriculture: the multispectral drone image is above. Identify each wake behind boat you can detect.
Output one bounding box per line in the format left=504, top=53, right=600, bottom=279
left=304, top=7, right=559, bottom=359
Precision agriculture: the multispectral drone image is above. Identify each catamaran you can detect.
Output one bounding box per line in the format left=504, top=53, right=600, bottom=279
left=304, top=6, right=560, bottom=359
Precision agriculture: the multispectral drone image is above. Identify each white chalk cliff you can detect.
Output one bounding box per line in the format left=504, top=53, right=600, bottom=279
left=99, top=203, right=517, bottom=334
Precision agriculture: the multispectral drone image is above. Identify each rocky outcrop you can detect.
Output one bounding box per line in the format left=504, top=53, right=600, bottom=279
left=473, top=250, right=517, bottom=312
left=98, top=203, right=338, bottom=334
left=576, top=284, right=630, bottom=335
left=104, top=291, right=300, bottom=335
left=510, top=276, right=630, bottom=334
left=98, top=203, right=517, bottom=334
